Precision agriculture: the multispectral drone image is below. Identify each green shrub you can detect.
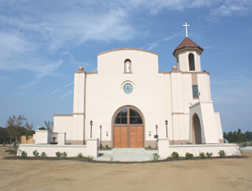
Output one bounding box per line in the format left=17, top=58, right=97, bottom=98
left=218, top=150, right=226, bottom=158
left=105, top=145, right=109, bottom=149
left=2, top=143, right=6, bottom=147
left=110, top=156, right=113, bottom=163
left=13, top=141, right=19, bottom=149
left=199, top=152, right=206, bottom=159
left=152, top=153, right=160, bottom=162
left=61, top=152, right=67, bottom=158
left=56, top=151, right=62, bottom=158
left=185, top=152, right=194, bottom=160
left=33, top=150, right=39, bottom=157
left=206, top=152, right=213, bottom=158
left=87, top=155, right=93, bottom=162
left=41, top=152, right=47, bottom=158
left=171, top=151, right=179, bottom=158
left=21, top=151, right=27, bottom=158
left=77, top=153, right=84, bottom=159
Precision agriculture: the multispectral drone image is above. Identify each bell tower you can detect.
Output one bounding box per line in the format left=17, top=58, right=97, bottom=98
left=173, top=22, right=204, bottom=72
left=173, top=37, right=204, bottom=72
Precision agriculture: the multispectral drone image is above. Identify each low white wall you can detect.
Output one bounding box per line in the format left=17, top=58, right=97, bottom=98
left=169, top=144, right=240, bottom=157
left=34, top=130, right=48, bottom=144
left=48, top=132, right=66, bottom=145
left=18, top=144, right=87, bottom=157
left=87, top=138, right=99, bottom=158
left=158, top=138, right=170, bottom=158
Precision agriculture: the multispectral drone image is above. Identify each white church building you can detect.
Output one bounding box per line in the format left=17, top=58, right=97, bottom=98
left=53, top=36, right=224, bottom=148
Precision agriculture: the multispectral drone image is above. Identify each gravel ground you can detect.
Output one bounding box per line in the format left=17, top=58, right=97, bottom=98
left=0, top=146, right=251, bottom=191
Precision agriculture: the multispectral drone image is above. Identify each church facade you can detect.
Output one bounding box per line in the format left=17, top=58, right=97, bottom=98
left=53, top=37, right=224, bottom=148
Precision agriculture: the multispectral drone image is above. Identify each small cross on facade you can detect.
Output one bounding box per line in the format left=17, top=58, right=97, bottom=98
left=183, top=22, right=190, bottom=37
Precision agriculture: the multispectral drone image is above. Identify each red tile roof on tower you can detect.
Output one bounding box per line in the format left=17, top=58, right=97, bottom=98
left=173, top=37, right=204, bottom=56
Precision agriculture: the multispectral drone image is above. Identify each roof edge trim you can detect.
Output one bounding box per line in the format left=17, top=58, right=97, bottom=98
left=98, top=48, right=158, bottom=56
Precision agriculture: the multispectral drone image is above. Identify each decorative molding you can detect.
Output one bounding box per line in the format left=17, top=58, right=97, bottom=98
left=65, top=140, right=85, bottom=145
left=86, top=72, right=98, bottom=74
left=172, top=112, right=184, bottom=115
left=170, top=140, right=189, bottom=145
left=73, top=113, right=85, bottom=115
left=74, top=71, right=86, bottom=74
left=158, top=71, right=209, bottom=75
left=54, top=114, right=73, bottom=117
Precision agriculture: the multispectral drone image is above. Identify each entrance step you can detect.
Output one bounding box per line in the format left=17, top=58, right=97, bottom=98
left=95, top=148, right=158, bottom=162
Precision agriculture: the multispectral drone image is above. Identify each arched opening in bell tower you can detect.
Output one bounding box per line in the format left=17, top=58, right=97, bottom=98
left=189, top=53, right=195, bottom=71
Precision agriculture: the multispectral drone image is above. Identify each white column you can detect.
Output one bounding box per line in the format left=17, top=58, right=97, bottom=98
left=87, top=138, right=99, bottom=158
left=171, top=71, right=184, bottom=143
left=158, top=138, right=170, bottom=158
left=72, top=67, right=86, bottom=144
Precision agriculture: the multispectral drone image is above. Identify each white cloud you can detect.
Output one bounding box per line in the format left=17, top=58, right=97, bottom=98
left=60, top=90, right=73, bottom=99
left=210, top=0, right=252, bottom=17
left=19, top=59, right=63, bottom=89
left=41, top=88, right=60, bottom=99
left=0, top=0, right=251, bottom=89
left=211, top=74, right=252, bottom=105
left=201, top=48, right=234, bottom=60
left=63, top=82, right=74, bottom=88
left=146, top=31, right=182, bottom=50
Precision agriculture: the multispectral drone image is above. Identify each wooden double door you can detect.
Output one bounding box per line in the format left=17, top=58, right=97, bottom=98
left=114, top=126, right=143, bottom=148
left=113, top=106, right=144, bottom=148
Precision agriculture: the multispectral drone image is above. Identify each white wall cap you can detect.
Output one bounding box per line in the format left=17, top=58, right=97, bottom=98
left=87, top=138, right=99, bottom=141
left=170, top=143, right=239, bottom=148
left=35, top=130, right=48, bottom=133
left=19, top=144, right=87, bottom=148
left=158, top=138, right=170, bottom=141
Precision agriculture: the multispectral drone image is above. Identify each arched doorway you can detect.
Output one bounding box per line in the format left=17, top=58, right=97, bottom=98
left=112, top=106, right=144, bottom=148
left=192, top=114, right=202, bottom=144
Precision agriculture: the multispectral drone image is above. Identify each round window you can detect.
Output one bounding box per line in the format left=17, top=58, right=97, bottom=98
left=123, top=83, right=133, bottom=94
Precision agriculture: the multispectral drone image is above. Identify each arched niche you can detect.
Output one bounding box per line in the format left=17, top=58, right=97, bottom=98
left=124, top=59, right=132, bottom=73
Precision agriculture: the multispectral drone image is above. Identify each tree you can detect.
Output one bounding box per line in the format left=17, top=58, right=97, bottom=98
left=25, top=122, right=34, bottom=140
left=44, top=121, right=53, bottom=132
left=0, top=127, right=9, bottom=144
left=6, top=115, right=27, bottom=143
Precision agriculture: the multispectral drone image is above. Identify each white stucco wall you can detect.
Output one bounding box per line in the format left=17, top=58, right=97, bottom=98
left=215, top=112, right=224, bottom=141
left=54, top=115, right=73, bottom=141
left=18, top=144, right=87, bottom=157
left=33, top=130, right=48, bottom=144
left=52, top=47, right=223, bottom=147
left=176, top=50, right=201, bottom=72
left=85, top=49, right=168, bottom=146
left=197, top=74, right=211, bottom=101
left=169, top=144, right=240, bottom=157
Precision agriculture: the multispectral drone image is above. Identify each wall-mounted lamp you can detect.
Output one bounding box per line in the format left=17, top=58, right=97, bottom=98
left=106, top=131, right=108, bottom=137
left=154, top=125, right=158, bottom=138
left=149, top=131, right=151, bottom=136
left=90, top=120, right=93, bottom=138
left=165, top=120, right=168, bottom=138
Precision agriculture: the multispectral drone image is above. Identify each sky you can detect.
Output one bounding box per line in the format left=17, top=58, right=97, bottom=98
left=0, top=0, right=252, bottom=133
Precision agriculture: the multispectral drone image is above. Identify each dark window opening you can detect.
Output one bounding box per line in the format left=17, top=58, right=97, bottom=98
left=189, top=53, right=195, bottom=71
left=192, top=85, right=199, bottom=98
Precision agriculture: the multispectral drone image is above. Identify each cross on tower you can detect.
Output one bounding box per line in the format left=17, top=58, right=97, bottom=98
left=183, top=22, right=190, bottom=37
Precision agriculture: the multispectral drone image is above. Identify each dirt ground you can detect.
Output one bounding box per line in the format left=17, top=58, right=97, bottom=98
left=0, top=146, right=251, bottom=191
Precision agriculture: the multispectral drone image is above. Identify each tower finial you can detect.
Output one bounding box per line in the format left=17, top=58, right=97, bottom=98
left=183, top=22, right=190, bottom=37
